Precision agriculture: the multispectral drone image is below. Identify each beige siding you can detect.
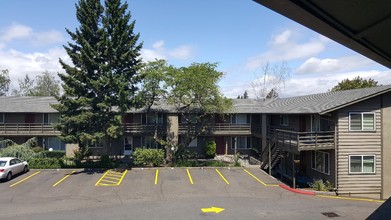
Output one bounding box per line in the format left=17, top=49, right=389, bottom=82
left=336, top=96, right=382, bottom=197
left=381, top=93, right=391, bottom=199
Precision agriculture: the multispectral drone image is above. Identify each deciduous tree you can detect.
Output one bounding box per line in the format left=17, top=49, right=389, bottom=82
left=0, top=69, right=11, bottom=96
left=330, top=76, right=379, bottom=91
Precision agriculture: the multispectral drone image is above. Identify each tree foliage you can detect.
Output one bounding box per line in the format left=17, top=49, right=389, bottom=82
left=12, top=71, right=60, bottom=96
left=0, top=69, right=11, bottom=96
left=330, top=76, right=380, bottom=92
left=52, top=0, right=142, bottom=153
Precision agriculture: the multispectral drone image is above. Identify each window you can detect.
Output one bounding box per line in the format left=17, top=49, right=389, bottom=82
left=143, top=113, right=163, bottom=124
left=279, top=115, right=288, bottom=126
left=0, top=113, right=3, bottom=123
left=143, top=136, right=160, bottom=149
left=349, top=155, right=375, bottom=174
left=124, top=137, right=133, bottom=151
left=349, top=113, right=375, bottom=131
left=231, top=114, right=249, bottom=124
left=231, top=136, right=251, bottom=149
left=311, top=151, right=330, bottom=175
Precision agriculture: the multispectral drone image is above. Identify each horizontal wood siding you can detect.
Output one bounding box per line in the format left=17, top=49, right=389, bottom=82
left=337, top=96, right=381, bottom=196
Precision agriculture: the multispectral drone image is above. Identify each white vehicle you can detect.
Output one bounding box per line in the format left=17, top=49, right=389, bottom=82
left=0, top=157, right=29, bottom=181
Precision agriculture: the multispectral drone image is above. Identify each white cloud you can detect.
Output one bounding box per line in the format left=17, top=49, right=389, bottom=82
left=0, top=23, right=64, bottom=48
left=296, top=56, right=377, bottom=74
left=245, top=29, right=326, bottom=71
left=140, top=40, right=194, bottom=62
left=0, top=47, right=69, bottom=89
left=279, top=70, right=391, bottom=97
left=1, top=23, right=32, bottom=42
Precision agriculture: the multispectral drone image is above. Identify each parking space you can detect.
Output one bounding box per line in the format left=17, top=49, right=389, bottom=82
left=0, top=167, right=383, bottom=219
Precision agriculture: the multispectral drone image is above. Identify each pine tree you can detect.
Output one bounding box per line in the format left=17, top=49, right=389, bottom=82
left=53, top=0, right=142, bottom=154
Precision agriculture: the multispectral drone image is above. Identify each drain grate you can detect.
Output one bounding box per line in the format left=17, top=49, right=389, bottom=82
left=322, top=212, right=340, bottom=218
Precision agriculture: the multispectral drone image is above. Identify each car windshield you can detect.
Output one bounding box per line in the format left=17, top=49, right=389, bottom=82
left=0, top=161, right=6, bottom=167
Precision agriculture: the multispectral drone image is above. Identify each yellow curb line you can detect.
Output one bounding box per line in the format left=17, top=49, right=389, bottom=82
left=53, top=170, right=75, bottom=187
left=243, top=168, right=279, bottom=187
left=10, top=171, right=41, bottom=187
left=316, top=195, right=384, bottom=203
left=155, top=169, right=159, bottom=185
left=186, top=169, right=194, bottom=184
left=215, top=169, right=229, bottom=185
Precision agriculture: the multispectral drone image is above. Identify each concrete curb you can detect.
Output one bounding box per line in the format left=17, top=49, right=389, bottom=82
left=279, top=183, right=316, bottom=196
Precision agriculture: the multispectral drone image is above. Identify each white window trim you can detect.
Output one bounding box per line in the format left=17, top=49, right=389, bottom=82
left=348, top=155, right=376, bottom=174
left=311, top=151, right=330, bottom=175
left=349, top=112, right=376, bottom=131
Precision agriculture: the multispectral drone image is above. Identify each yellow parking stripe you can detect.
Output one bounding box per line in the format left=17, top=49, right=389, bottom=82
left=155, top=169, right=159, bottom=185
left=215, top=169, right=229, bottom=185
left=95, top=170, right=110, bottom=186
left=243, top=168, right=279, bottom=187
left=53, top=170, right=75, bottom=187
left=95, top=169, right=128, bottom=186
left=9, top=171, right=41, bottom=187
left=186, top=169, right=194, bottom=184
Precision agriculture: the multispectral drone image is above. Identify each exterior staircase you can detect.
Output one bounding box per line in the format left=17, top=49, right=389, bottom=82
left=260, top=133, right=281, bottom=171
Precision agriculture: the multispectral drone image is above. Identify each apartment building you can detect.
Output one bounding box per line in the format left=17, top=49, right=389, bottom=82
left=0, top=85, right=390, bottom=199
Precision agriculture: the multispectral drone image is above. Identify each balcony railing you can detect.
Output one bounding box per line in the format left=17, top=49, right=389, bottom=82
left=273, top=128, right=335, bottom=152
left=179, top=123, right=253, bottom=135
left=0, top=123, right=60, bottom=135
left=123, top=123, right=166, bottom=134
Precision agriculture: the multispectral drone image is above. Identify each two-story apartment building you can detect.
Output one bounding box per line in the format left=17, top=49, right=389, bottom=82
left=0, top=85, right=390, bottom=199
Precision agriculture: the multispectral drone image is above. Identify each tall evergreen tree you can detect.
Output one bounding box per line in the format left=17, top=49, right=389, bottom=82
left=53, top=0, right=142, bottom=154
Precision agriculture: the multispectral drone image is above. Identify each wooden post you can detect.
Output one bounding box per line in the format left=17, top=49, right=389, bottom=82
left=292, top=154, right=296, bottom=189
left=268, top=142, right=272, bottom=175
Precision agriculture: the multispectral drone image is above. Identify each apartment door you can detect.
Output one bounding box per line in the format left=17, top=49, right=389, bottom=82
left=299, top=115, right=306, bottom=132
left=215, top=136, right=225, bottom=155
left=124, top=136, right=133, bottom=155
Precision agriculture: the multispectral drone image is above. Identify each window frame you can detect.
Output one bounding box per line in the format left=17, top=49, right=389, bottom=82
left=311, top=151, right=330, bottom=175
left=349, top=155, right=376, bottom=174
left=231, top=136, right=251, bottom=149
left=349, top=112, right=375, bottom=131
left=279, top=115, right=289, bottom=126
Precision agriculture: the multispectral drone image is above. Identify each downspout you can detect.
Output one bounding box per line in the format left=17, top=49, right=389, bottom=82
left=334, top=114, right=338, bottom=194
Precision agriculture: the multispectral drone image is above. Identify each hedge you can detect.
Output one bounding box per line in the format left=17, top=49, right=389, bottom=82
left=132, top=148, right=165, bottom=167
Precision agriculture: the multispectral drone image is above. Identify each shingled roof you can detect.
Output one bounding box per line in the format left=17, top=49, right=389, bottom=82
left=0, top=96, right=58, bottom=113
left=0, top=85, right=390, bottom=114
left=262, top=85, right=391, bottom=114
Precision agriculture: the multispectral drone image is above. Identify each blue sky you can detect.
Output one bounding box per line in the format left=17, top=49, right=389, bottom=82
left=0, top=0, right=390, bottom=98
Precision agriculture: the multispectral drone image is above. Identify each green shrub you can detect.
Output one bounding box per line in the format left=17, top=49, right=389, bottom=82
left=32, top=147, right=44, bottom=153
left=204, top=141, right=216, bottom=158
left=173, top=159, right=198, bottom=167
left=59, top=156, right=77, bottom=168
left=45, top=150, right=66, bottom=158
left=28, top=158, right=61, bottom=169
left=0, top=144, right=45, bottom=161
left=133, top=148, right=165, bottom=167
left=309, top=179, right=334, bottom=191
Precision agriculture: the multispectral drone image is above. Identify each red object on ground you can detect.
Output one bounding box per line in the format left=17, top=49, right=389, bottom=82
left=279, top=183, right=316, bottom=196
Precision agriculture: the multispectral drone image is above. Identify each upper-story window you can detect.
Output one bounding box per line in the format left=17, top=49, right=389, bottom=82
left=0, top=113, right=4, bottom=123
left=231, top=114, right=249, bottom=124
left=279, top=115, right=288, bottom=126
left=142, top=113, right=164, bottom=124
left=349, top=112, right=375, bottom=131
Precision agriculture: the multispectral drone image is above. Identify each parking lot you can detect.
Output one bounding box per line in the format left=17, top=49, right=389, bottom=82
left=0, top=167, right=383, bottom=220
